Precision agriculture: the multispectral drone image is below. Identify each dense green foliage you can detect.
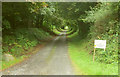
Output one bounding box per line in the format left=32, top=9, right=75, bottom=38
left=83, top=2, right=119, bottom=64
left=2, top=2, right=57, bottom=34
left=2, top=2, right=54, bottom=57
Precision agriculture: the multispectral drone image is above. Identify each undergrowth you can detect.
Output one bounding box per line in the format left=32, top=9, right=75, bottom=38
left=2, top=28, right=52, bottom=57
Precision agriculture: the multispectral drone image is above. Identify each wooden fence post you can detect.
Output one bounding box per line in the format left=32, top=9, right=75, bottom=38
left=93, top=48, right=95, bottom=62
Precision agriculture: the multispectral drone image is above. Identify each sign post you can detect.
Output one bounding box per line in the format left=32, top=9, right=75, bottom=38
left=93, top=40, right=106, bottom=62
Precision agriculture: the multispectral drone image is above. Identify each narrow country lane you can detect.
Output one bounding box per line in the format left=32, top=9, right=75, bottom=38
left=2, top=32, right=74, bottom=75
left=2, top=2, right=118, bottom=75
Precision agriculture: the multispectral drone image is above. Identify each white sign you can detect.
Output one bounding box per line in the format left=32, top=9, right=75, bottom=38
left=94, top=40, right=106, bottom=49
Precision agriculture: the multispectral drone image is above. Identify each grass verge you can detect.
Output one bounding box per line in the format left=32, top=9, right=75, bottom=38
left=68, top=38, right=118, bottom=75
left=2, top=56, right=25, bottom=70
